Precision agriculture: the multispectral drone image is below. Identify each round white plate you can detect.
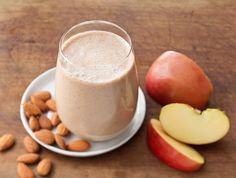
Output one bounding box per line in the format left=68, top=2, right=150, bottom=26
left=20, top=68, right=146, bottom=157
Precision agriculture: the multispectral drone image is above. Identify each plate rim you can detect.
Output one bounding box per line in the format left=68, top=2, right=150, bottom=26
left=20, top=68, right=146, bottom=157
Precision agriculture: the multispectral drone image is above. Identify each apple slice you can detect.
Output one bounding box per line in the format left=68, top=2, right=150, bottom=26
left=147, top=119, right=204, bottom=171
left=160, top=103, right=230, bottom=145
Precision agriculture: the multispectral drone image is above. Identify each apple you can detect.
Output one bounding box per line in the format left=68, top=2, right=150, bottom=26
left=160, top=103, right=230, bottom=144
left=147, top=119, right=204, bottom=171
left=145, top=51, right=213, bottom=109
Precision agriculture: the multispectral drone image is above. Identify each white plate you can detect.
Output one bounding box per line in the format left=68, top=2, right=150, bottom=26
left=20, top=68, right=146, bottom=157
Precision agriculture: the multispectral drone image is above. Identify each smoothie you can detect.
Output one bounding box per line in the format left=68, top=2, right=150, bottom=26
left=56, top=30, right=138, bottom=141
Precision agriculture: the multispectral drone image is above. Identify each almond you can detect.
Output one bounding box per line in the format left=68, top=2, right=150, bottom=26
left=57, top=123, right=70, bottom=136
left=39, top=115, right=52, bottom=130
left=23, top=102, right=41, bottom=118
left=55, top=134, right=66, bottom=150
left=29, top=116, right=40, bottom=131
left=34, top=129, right=54, bottom=145
left=46, top=99, right=56, bottom=112
left=36, top=158, right=52, bottom=176
left=30, top=96, right=48, bottom=112
left=23, top=135, right=40, bottom=153
left=17, top=153, right=40, bottom=164
left=0, top=133, right=15, bottom=151
left=17, top=163, right=35, bottom=178
left=67, top=140, right=90, bottom=152
left=51, top=112, right=61, bottom=126
left=33, top=91, right=51, bottom=101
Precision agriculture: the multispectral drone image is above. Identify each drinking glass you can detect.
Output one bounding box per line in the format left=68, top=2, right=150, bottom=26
left=55, top=20, right=139, bottom=141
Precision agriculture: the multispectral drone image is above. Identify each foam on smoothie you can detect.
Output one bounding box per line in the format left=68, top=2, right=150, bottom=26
left=62, top=30, right=133, bottom=82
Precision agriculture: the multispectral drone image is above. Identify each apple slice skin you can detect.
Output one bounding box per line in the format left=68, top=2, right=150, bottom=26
left=147, top=120, right=203, bottom=172
left=145, top=51, right=213, bottom=109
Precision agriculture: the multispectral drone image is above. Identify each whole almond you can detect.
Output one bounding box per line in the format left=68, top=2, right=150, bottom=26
left=33, top=91, right=51, bottom=101
left=67, top=140, right=90, bottom=152
left=17, top=153, right=40, bottom=164
left=17, top=163, right=35, bottom=178
left=46, top=99, right=56, bottom=112
left=39, top=115, right=52, bottom=130
left=51, top=112, right=61, bottom=126
left=36, top=158, right=52, bottom=176
left=34, top=129, right=54, bottom=145
left=29, top=116, right=40, bottom=131
left=57, top=123, right=70, bottom=136
left=0, top=134, right=15, bottom=151
left=30, top=96, right=48, bottom=112
left=23, top=102, right=41, bottom=118
left=23, top=136, right=40, bottom=153
left=55, top=134, right=66, bottom=150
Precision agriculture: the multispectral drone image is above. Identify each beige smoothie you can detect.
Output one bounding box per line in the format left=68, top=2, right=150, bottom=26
left=56, top=30, right=138, bottom=141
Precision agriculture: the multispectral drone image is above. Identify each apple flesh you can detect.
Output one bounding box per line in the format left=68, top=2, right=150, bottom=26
left=145, top=51, right=213, bottom=109
left=160, top=103, right=230, bottom=144
left=147, top=119, right=204, bottom=171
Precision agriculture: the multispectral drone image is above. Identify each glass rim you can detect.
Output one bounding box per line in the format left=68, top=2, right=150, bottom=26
left=58, top=20, right=133, bottom=69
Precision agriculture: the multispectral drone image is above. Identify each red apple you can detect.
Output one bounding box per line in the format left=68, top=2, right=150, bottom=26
left=147, top=119, right=204, bottom=171
left=145, top=51, right=213, bottom=109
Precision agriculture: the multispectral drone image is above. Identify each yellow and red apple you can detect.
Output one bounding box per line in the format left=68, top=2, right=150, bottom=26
left=147, top=119, right=204, bottom=171
left=145, top=51, right=213, bottom=109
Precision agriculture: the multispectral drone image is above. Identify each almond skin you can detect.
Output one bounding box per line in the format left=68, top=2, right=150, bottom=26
left=37, top=158, right=52, bottom=176
left=17, top=153, right=40, bottom=164
left=0, top=133, right=15, bottom=151
left=46, top=99, right=57, bottom=112
left=34, top=129, right=55, bottom=145
left=23, top=136, right=40, bottom=153
left=39, top=115, right=52, bottom=130
left=67, top=140, right=90, bottom=152
left=17, top=163, right=35, bottom=178
left=57, top=123, right=70, bottom=136
left=30, top=96, right=48, bottom=112
left=55, top=134, right=66, bottom=150
left=51, top=112, right=61, bottom=126
left=29, top=116, right=40, bottom=131
left=33, top=91, right=51, bottom=102
left=23, top=102, right=41, bottom=118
